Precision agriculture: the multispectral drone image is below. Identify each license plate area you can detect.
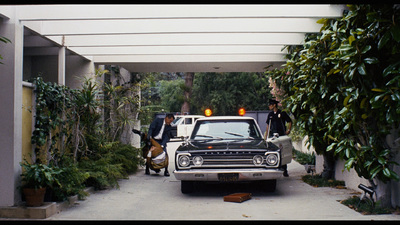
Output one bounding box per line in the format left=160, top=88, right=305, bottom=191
left=218, top=173, right=239, bottom=182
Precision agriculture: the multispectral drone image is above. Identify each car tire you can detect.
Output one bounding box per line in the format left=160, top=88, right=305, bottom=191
left=181, top=181, right=194, bottom=194
left=259, top=179, right=276, bottom=192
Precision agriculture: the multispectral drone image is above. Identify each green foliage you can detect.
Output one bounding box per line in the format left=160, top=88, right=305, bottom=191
left=20, top=160, right=62, bottom=190
left=27, top=70, right=143, bottom=200
left=51, top=157, right=90, bottom=201
left=109, top=142, right=144, bottom=175
left=77, top=142, right=143, bottom=190
left=137, top=73, right=168, bottom=125
left=302, top=174, right=345, bottom=188
left=73, top=77, right=101, bottom=133
left=293, top=149, right=315, bottom=165
left=31, top=76, right=72, bottom=164
left=139, top=72, right=272, bottom=118
left=265, top=4, right=400, bottom=184
left=159, top=79, right=185, bottom=112
left=191, top=72, right=272, bottom=115
left=341, top=196, right=393, bottom=215
left=98, top=69, right=141, bottom=142
left=79, top=158, right=124, bottom=190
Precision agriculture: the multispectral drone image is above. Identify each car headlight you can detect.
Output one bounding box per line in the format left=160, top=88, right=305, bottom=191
left=178, top=155, right=191, bottom=167
left=253, top=155, right=264, bottom=166
left=265, top=154, right=278, bottom=166
left=193, top=156, right=203, bottom=167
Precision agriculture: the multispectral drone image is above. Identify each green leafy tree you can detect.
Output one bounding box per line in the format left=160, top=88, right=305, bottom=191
left=159, top=79, right=185, bottom=112
left=138, top=72, right=185, bottom=126
left=191, top=72, right=272, bottom=116
left=266, top=5, right=400, bottom=207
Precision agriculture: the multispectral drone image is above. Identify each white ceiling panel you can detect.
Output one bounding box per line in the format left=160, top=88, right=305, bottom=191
left=22, top=18, right=322, bottom=35
left=59, top=33, right=307, bottom=47
left=1, top=4, right=346, bottom=72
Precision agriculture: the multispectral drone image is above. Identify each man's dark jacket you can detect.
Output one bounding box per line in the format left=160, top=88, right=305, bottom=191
left=147, top=117, right=172, bottom=147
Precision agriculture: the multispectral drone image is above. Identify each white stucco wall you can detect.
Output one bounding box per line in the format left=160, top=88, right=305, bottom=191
left=0, top=10, right=24, bottom=206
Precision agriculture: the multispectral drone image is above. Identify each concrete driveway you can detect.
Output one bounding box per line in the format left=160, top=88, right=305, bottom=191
left=47, top=141, right=400, bottom=220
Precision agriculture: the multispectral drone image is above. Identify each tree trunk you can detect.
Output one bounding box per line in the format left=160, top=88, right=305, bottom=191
left=371, top=179, right=392, bottom=208
left=321, top=150, right=335, bottom=179
left=181, top=72, right=194, bottom=114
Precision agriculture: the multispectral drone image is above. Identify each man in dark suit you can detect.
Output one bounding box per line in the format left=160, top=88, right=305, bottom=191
left=146, top=113, right=175, bottom=176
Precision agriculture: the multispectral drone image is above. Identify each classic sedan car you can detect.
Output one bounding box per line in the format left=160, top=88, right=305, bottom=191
left=173, top=115, right=292, bottom=194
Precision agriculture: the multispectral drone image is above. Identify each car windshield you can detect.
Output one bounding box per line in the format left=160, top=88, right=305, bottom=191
left=191, top=119, right=262, bottom=140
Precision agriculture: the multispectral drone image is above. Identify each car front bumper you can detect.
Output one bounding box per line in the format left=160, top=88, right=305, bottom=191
left=173, top=168, right=283, bottom=181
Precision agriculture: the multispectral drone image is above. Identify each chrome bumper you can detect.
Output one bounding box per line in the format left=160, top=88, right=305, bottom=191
left=173, top=168, right=283, bottom=181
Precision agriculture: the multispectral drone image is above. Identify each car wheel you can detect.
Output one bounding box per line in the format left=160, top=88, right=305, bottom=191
left=181, top=181, right=194, bottom=194
left=259, top=179, right=276, bottom=192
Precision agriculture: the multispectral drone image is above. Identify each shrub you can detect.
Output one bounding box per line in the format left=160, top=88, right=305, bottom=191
left=51, top=157, right=90, bottom=201
left=340, top=196, right=393, bottom=215
left=293, top=148, right=315, bottom=165
left=78, top=142, right=143, bottom=190
left=302, top=174, right=345, bottom=188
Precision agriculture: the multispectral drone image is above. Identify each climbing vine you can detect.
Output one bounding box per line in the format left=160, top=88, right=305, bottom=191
left=31, top=76, right=71, bottom=164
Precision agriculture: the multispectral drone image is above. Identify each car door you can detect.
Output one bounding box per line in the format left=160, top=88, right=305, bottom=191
left=268, top=135, right=292, bottom=165
left=180, top=117, right=193, bottom=137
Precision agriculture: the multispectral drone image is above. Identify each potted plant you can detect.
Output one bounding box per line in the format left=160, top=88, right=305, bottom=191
left=20, top=160, right=62, bottom=207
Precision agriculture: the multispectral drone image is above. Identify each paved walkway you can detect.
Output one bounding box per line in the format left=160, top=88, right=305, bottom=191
left=41, top=142, right=400, bottom=220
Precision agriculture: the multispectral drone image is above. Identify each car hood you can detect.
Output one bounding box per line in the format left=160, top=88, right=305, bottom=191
left=177, top=139, right=279, bottom=151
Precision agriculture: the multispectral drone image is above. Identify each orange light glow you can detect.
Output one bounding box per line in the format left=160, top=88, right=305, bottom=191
left=238, top=107, right=246, bottom=116
left=204, top=108, right=213, bottom=117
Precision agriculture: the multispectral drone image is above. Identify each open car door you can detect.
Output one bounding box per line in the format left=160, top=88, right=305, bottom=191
left=265, top=121, right=292, bottom=165
left=268, top=135, right=292, bottom=165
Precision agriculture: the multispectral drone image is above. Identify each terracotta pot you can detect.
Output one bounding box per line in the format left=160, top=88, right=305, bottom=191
left=23, top=187, right=46, bottom=207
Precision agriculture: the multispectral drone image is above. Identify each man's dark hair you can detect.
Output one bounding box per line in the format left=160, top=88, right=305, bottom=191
left=166, top=113, right=175, bottom=120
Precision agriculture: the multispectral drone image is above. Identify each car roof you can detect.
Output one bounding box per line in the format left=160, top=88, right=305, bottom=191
left=196, top=116, right=255, bottom=121
left=175, top=115, right=204, bottom=118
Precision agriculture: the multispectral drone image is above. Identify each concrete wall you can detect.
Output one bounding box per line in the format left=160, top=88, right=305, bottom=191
left=0, top=10, right=24, bottom=206
left=23, top=54, right=94, bottom=89
left=25, top=55, right=58, bottom=83
left=66, top=55, right=95, bottom=89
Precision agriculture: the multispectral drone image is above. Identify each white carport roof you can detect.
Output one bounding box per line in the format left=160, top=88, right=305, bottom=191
left=1, top=4, right=346, bottom=72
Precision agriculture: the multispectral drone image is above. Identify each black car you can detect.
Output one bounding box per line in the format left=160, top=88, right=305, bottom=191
left=173, top=116, right=292, bottom=194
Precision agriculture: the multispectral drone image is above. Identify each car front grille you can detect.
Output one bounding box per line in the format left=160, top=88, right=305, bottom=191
left=191, top=151, right=266, bottom=168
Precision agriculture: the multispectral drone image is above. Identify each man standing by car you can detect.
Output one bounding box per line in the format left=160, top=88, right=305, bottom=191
left=266, top=99, right=292, bottom=177
left=147, top=113, right=175, bottom=176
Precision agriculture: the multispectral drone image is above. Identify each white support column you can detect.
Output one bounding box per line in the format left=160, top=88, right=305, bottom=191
left=0, top=12, right=24, bottom=206
left=58, top=46, right=66, bottom=85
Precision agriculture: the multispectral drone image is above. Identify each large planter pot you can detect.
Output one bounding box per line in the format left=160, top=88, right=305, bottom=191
left=23, top=187, right=46, bottom=207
